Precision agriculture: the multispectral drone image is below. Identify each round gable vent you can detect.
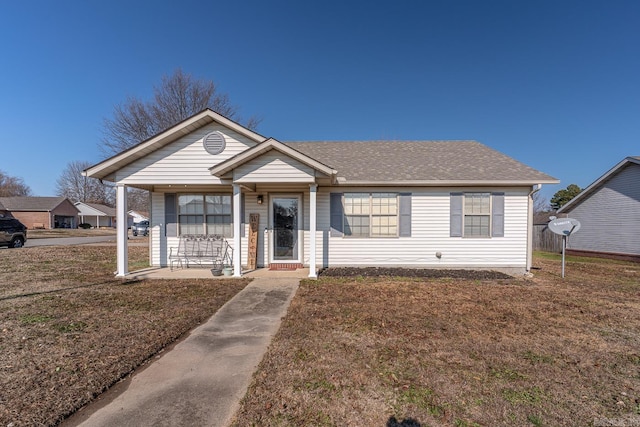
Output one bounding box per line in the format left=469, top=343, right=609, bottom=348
left=203, top=131, right=226, bottom=155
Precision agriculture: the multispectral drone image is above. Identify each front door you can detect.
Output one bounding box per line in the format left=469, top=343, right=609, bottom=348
left=271, top=196, right=300, bottom=263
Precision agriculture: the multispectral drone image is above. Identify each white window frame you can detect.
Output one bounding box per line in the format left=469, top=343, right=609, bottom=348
left=343, top=192, right=398, bottom=238
left=463, top=192, right=491, bottom=238
left=177, top=193, right=232, bottom=237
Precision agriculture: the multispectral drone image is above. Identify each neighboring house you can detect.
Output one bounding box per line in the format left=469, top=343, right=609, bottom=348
left=557, top=156, right=640, bottom=262
left=75, top=202, right=117, bottom=228
left=0, top=200, right=8, bottom=217
left=84, top=109, right=558, bottom=277
left=128, top=210, right=149, bottom=228
left=533, top=211, right=556, bottom=226
left=0, top=196, right=79, bottom=229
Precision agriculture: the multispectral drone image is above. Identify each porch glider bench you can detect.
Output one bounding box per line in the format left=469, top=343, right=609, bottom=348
left=169, top=234, right=232, bottom=271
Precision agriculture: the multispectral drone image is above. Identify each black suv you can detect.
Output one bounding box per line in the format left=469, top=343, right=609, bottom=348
left=0, top=217, right=27, bottom=248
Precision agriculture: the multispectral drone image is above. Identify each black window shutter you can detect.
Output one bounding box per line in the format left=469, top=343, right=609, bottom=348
left=450, top=192, right=463, bottom=237
left=492, top=192, right=505, bottom=237
left=330, top=193, right=344, bottom=237
left=165, top=193, right=177, bottom=237
left=398, top=193, right=411, bottom=237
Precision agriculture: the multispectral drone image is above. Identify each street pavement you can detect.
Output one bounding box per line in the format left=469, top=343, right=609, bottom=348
left=24, top=236, right=118, bottom=247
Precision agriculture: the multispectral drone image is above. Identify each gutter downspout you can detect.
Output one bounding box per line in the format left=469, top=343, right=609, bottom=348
left=527, top=184, right=541, bottom=272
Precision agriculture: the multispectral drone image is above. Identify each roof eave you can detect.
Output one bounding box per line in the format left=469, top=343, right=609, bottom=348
left=334, top=179, right=560, bottom=186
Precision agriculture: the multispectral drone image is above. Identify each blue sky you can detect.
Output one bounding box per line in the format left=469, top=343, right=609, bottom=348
left=1, top=0, right=638, bottom=203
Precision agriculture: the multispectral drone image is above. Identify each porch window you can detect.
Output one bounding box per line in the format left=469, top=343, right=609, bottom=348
left=178, top=194, right=232, bottom=236
left=344, top=193, right=398, bottom=237
left=464, top=193, right=491, bottom=237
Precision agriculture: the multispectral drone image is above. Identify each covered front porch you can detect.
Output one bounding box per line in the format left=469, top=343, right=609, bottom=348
left=112, top=182, right=322, bottom=278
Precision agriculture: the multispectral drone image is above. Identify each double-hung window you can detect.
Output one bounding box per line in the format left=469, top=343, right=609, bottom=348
left=178, top=194, right=232, bottom=236
left=463, top=193, right=491, bottom=237
left=450, top=192, right=504, bottom=238
left=344, top=193, right=398, bottom=237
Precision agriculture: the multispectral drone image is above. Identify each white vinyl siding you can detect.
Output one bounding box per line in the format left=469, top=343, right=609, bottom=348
left=151, top=186, right=530, bottom=271
left=318, top=187, right=529, bottom=269
left=115, top=123, right=257, bottom=185
left=234, top=151, right=315, bottom=183
left=151, top=192, right=166, bottom=267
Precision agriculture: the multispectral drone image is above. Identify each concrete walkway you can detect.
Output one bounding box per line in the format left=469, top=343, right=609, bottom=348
left=67, top=278, right=299, bottom=427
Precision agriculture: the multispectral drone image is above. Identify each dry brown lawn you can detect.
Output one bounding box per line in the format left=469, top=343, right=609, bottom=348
left=232, top=254, right=640, bottom=427
left=0, top=245, right=248, bottom=426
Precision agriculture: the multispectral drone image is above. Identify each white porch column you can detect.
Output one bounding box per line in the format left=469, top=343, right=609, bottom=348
left=116, top=184, right=128, bottom=277
left=233, top=184, right=242, bottom=277
left=309, top=184, right=317, bottom=278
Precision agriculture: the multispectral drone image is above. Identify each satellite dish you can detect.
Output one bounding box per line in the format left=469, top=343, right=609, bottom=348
left=547, top=218, right=581, bottom=279
left=548, top=218, right=581, bottom=236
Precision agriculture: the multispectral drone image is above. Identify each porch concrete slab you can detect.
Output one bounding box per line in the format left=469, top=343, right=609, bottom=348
left=128, top=267, right=232, bottom=280
left=128, top=267, right=315, bottom=280
left=69, top=277, right=299, bottom=427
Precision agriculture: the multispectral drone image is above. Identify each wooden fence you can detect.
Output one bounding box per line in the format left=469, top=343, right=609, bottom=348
left=533, top=224, right=563, bottom=253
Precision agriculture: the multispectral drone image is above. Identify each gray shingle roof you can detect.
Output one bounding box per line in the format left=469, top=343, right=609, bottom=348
left=0, top=196, right=69, bottom=211
left=283, top=140, right=557, bottom=183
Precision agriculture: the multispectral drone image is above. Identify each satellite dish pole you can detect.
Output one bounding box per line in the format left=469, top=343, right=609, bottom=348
left=548, top=218, right=581, bottom=278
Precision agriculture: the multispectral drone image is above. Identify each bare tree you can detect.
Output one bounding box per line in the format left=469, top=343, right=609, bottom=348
left=0, top=170, right=32, bottom=197
left=101, top=68, right=260, bottom=156
left=100, top=69, right=261, bottom=212
left=126, top=189, right=149, bottom=213
left=533, top=191, right=551, bottom=214
left=56, top=161, right=114, bottom=205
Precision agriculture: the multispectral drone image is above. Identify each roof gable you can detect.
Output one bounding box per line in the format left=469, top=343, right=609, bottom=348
left=85, top=109, right=266, bottom=181
left=75, top=202, right=117, bottom=216
left=210, top=138, right=337, bottom=179
left=234, top=151, right=318, bottom=183
left=558, top=156, right=640, bottom=213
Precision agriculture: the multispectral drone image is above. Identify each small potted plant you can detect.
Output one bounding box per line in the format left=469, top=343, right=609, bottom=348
left=222, top=265, right=234, bottom=276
